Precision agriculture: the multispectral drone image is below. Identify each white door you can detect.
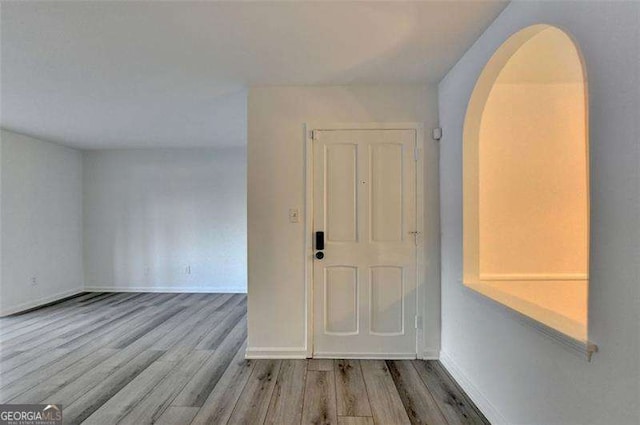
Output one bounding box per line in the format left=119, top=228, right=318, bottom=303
left=313, top=129, right=417, bottom=358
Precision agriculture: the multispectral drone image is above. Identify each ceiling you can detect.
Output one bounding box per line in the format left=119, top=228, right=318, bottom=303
left=1, top=1, right=508, bottom=149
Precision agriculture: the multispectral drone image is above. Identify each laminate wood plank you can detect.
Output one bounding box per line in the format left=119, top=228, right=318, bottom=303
left=102, top=292, right=146, bottom=307
left=147, top=295, right=231, bottom=351
left=150, top=293, right=183, bottom=306
left=360, top=360, right=411, bottom=425
left=52, top=305, right=150, bottom=350
left=173, top=293, right=197, bottom=303
left=49, top=305, right=200, bottom=404
left=0, top=293, right=114, bottom=339
left=264, top=359, right=308, bottom=425
left=4, top=348, right=118, bottom=403
left=386, top=360, right=448, bottom=425
left=171, top=316, right=247, bottom=407
left=227, top=359, right=282, bottom=425
left=2, top=294, right=202, bottom=404
left=194, top=304, right=246, bottom=350
left=0, top=350, right=21, bottom=363
left=156, top=311, right=225, bottom=361
left=2, top=295, right=492, bottom=425
left=62, top=350, right=166, bottom=424
left=156, top=296, right=242, bottom=360
left=0, top=302, right=144, bottom=373
left=308, top=359, right=334, bottom=371
left=338, top=417, right=375, bottom=425
left=335, top=360, right=372, bottom=417
left=0, top=292, right=101, bottom=331
left=77, top=292, right=120, bottom=306
left=412, top=360, right=490, bottom=425
left=190, top=340, right=254, bottom=425
left=214, top=293, right=245, bottom=311
left=136, top=293, right=165, bottom=306
left=8, top=293, right=185, bottom=366
left=109, top=305, right=187, bottom=349
left=0, top=349, right=73, bottom=391
left=92, top=302, right=214, bottom=374
left=154, top=406, right=199, bottom=425
left=31, top=371, right=110, bottom=407
left=117, top=350, right=212, bottom=425
left=80, top=359, right=177, bottom=425
left=0, top=294, right=140, bottom=351
left=0, top=302, right=162, bottom=386
left=301, top=370, right=338, bottom=425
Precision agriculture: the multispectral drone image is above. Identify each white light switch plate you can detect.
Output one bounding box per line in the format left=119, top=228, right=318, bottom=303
left=289, top=208, right=299, bottom=223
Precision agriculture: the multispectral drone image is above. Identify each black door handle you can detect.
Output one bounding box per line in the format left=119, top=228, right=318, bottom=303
left=315, top=231, right=325, bottom=251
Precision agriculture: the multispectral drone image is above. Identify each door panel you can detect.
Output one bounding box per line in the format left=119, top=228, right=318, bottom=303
left=324, top=266, right=358, bottom=335
left=313, top=129, right=417, bottom=357
left=326, top=144, right=358, bottom=242
left=370, top=143, right=404, bottom=242
left=370, top=266, right=404, bottom=335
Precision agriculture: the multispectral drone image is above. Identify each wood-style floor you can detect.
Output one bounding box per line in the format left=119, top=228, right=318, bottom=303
left=0, top=292, right=489, bottom=425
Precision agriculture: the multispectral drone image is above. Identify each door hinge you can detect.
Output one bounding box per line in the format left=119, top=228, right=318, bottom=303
left=414, top=146, right=419, bottom=161
left=311, top=130, right=320, bottom=140
left=414, top=315, right=423, bottom=329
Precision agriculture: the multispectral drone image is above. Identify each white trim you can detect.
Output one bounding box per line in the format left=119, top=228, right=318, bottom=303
left=304, top=123, right=314, bottom=358
left=0, top=288, right=83, bottom=317
left=440, top=351, right=509, bottom=425
left=245, top=347, right=308, bottom=359
left=465, top=283, right=598, bottom=361
left=479, top=273, right=588, bottom=281
left=307, top=122, right=426, bottom=131
left=84, top=286, right=247, bottom=294
left=313, top=352, right=417, bottom=360
left=421, top=349, right=440, bottom=360
left=304, top=122, right=426, bottom=359
left=515, top=312, right=598, bottom=361
left=414, top=124, right=427, bottom=359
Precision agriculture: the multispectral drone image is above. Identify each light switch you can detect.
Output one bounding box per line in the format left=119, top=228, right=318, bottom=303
left=289, top=208, right=299, bottom=223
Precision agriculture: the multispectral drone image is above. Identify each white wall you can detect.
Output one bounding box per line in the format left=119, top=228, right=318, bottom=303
left=438, top=2, right=640, bottom=424
left=83, top=148, right=246, bottom=293
left=247, top=85, right=440, bottom=357
left=0, top=130, right=84, bottom=315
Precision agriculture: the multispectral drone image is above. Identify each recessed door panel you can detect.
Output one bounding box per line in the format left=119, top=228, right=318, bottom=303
left=370, top=143, right=404, bottom=242
left=326, top=144, right=358, bottom=242
left=324, top=266, right=358, bottom=335
left=370, top=266, right=404, bottom=335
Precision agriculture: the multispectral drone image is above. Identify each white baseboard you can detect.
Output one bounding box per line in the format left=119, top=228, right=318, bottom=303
left=421, top=349, right=440, bottom=360
left=0, top=288, right=84, bottom=317
left=439, top=351, right=508, bottom=425
left=312, top=352, right=417, bottom=359
left=84, top=286, right=247, bottom=294
left=245, top=347, right=308, bottom=359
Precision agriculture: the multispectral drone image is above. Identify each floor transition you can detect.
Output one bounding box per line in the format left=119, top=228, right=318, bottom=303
left=0, top=292, right=489, bottom=424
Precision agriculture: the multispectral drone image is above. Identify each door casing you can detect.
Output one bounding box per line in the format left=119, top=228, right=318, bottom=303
left=304, top=122, right=426, bottom=358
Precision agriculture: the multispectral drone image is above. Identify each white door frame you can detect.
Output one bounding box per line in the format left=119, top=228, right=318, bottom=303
left=304, top=122, right=426, bottom=358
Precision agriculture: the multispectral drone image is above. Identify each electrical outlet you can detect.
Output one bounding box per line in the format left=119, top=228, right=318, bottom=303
left=31, top=277, right=38, bottom=286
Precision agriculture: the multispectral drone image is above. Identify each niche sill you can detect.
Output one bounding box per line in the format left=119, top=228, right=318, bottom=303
left=465, top=281, right=598, bottom=361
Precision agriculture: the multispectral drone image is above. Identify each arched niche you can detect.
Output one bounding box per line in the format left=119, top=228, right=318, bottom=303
left=463, top=25, right=590, bottom=342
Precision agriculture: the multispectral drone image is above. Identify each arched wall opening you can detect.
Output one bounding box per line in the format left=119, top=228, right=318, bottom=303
left=463, top=25, right=590, bottom=342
